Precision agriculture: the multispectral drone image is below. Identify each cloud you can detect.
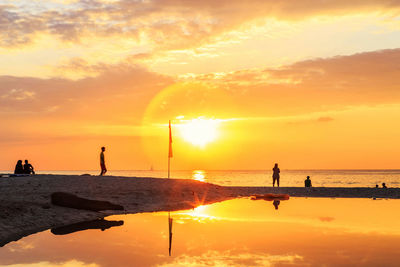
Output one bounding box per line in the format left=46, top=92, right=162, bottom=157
left=0, top=5, right=45, bottom=47
left=319, top=216, right=335, bottom=222
left=187, top=48, right=400, bottom=116
left=2, top=0, right=400, bottom=50
left=0, top=64, right=174, bottom=122
left=156, top=251, right=303, bottom=267
left=2, top=48, right=399, bottom=124
left=1, top=88, right=36, bottom=101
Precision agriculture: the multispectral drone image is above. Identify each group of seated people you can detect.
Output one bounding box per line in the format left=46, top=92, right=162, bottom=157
left=304, top=176, right=389, bottom=188
left=376, top=183, right=388, bottom=188
left=14, top=160, right=35, bottom=175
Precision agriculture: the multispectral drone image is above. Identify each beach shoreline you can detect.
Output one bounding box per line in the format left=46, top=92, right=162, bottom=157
left=1, top=174, right=399, bottom=247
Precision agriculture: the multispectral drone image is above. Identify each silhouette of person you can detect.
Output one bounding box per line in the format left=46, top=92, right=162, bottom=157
left=100, top=147, right=107, bottom=176
left=375, top=184, right=379, bottom=188
left=14, top=160, right=24, bottom=174
left=305, top=176, right=312, bottom=187
left=272, top=163, right=280, bottom=187
left=273, top=200, right=280, bottom=210
left=23, top=160, right=35, bottom=174
left=382, top=183, right=387, bottom=188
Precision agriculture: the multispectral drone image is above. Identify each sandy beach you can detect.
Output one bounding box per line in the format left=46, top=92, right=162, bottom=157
left=1, top=174, right=399, bottom=247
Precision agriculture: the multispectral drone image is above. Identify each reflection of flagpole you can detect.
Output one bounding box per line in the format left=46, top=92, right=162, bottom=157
left=168, top=120, right=173, bottom=179
left=168, top=120, right=173, bottom=256
left=168, top=211, right=173, bottom=256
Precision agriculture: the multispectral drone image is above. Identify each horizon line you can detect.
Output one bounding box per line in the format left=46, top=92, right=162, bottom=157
left=2, top=168, right=400, bottom=172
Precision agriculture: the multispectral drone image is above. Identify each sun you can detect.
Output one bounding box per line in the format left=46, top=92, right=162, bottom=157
left=177, top=117, right=220, bottom=148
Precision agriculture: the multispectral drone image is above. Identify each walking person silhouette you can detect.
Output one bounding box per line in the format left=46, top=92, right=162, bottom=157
left=100, top=147, right=107, bottom=176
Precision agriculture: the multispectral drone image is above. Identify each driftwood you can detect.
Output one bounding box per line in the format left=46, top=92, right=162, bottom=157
left=51, top=192, right=124, bottom=211
left=51, top=219, right=124, bottom=235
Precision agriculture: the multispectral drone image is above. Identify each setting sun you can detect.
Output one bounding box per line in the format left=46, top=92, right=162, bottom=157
left=177, top=118, right=220, bottom=148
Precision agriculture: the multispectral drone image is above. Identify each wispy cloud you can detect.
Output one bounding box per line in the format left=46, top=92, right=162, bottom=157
left=182, top=48, right=400, bottom=116
left=3, top=0, right=400, bottom=49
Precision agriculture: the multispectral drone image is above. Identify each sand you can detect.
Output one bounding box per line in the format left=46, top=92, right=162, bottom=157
left=1, top=174, right=399, bottom=247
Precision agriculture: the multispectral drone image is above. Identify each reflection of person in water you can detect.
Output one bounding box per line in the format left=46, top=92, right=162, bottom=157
left=51, top=219, right=124, bottom=235
left=273, top=200, right=280, bottom=210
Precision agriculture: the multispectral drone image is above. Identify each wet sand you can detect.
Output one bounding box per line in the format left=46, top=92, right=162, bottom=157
left=1, top=174, right=399, bottom=247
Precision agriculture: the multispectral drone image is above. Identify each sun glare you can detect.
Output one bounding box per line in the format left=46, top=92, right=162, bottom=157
left=192, top=170, right=206, bottom=182
left=180, top=205, right=218, bottom=221
left=178, top=118, right=220, bottom=147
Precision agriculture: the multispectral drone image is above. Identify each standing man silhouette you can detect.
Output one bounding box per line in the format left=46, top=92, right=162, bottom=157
left=272, top=163, right=280, bottom=187
left=100, top=147, right=107, bottom=176
left=305, top=176, right=312, bottom=187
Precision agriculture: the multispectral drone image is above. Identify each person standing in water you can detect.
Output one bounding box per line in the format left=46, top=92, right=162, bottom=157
left=100, top=147, right=107, bottom=176
left=272, top=163, right=280, bottom=187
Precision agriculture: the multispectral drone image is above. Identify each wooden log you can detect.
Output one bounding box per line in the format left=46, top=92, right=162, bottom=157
left=51, top=192, right=124, bottom=211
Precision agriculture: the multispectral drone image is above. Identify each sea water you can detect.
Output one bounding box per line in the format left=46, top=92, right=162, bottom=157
left=34, top=169, right=400, bottom=187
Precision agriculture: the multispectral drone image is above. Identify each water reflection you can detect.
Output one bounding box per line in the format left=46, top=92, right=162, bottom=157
left=273, top=200, right=280, bottom=210
left=1, top=198, right=400, bottom=267
left=251, top=193, right=290, bottom=210
left=51, top=219, right=124, bottom=235
left=192, top=170, right=206, bottom=182
left=168, top=212, right=173, bottom=257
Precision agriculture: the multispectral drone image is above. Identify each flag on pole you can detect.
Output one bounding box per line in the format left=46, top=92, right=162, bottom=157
left=168, top=120, right=173, bottom=158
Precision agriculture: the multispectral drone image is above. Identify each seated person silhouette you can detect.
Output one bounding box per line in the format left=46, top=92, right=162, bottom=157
left=304, top=176, right=312, bottom=187
left=382, top=183, right=387, bottom=188
left=23, top=160, right=35, bottom=175
left=14, top=160, right=24, bottom=174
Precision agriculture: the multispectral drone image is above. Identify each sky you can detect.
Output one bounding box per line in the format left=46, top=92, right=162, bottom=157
left=1, top=0, right=400, bottom=170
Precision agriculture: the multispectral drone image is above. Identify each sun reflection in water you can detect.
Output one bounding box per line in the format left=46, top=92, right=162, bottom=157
left=192, top=170, right=206, bottom=182
left=177, top=205, right=218, bottom=222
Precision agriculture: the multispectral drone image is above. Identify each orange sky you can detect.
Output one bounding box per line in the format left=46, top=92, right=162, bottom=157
left=1, top=0, right=400, bottom=170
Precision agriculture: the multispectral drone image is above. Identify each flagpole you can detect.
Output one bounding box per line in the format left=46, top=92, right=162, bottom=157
left=168, top=120, right=172, bottom=179
left=168, top=153, right=170, bottom=179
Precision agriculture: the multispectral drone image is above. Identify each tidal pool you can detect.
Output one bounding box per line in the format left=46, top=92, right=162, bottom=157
left=1, top=197, right=400, bottom=267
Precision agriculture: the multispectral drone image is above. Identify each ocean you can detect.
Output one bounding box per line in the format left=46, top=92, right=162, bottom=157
left=32, top=169, right=400, bottom=188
